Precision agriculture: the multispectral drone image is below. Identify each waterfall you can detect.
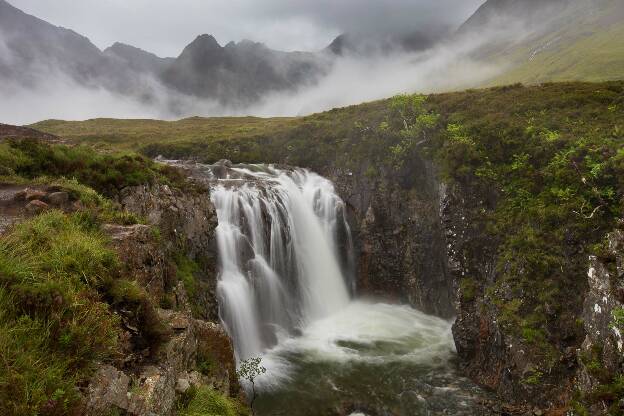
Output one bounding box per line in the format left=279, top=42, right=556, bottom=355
left=210, top=164, right=353, bottom=360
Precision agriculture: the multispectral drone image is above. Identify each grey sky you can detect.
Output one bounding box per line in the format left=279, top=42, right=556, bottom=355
left=9, top=0, right=484, bottom=57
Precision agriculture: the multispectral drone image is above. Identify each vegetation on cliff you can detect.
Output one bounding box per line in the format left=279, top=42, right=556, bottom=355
left=0, top=141, right=245, bottom=415
left=0, top=210, right=120, bottom=415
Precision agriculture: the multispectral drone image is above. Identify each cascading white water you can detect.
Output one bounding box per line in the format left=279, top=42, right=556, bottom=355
left=210, top=165, right=353, bottom=360
left=206, top=162, right=489, bottom=415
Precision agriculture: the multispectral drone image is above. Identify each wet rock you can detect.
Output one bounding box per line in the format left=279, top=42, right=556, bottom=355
left=12, top=189, right=27, bottom=201
left=212, top=159, right=232, bottom=179
left=25, top=189, right=47, bottom=201
left=327, top=157, right=454, bottom=318
left=25, top=199, right=49, bottom=214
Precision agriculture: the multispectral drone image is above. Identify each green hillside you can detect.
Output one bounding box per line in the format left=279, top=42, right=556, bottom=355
left=484, top=0, right=624, bottom=84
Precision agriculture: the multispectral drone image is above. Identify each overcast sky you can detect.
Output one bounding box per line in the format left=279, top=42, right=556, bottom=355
left=9, top=0, right=484, bottom=57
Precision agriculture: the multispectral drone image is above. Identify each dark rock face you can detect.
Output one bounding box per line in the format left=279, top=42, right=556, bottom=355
left=322, top=154, right=577, bottom=409
left=325, top=157, right=541, bottom=405
left=576, top=230, right=624, bottom=415
left=119, top=182, right=220, bottom=320
left=324, top=155, right=454, bottom=318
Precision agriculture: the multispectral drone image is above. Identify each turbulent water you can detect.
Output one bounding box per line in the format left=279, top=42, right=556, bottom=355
left=209, top=164, right=490, bottom=416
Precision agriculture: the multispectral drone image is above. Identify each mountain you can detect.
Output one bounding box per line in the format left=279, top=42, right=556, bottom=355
left=458, top=0, right=573, bottom=34
left=460, top=0, right=624, bottom=83
left=0, top=0, right=331, bottom=108
left=0, top=0, right=108, bottom=85
left=103, top=42, right=174, bottom=76
left=162, top=35, right=329, bottom=105
left=0, top=0, right=160, bottom=98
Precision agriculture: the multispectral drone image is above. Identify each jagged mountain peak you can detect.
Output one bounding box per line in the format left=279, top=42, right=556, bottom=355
left=189, top=34, right=222, bottom=49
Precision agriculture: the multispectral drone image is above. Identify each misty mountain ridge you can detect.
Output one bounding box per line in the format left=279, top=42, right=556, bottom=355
left=0, top=0, right=332, bottom=109
left=0, top=0, right=447, bottom=111
left=161, top=34, right=329, bottom=105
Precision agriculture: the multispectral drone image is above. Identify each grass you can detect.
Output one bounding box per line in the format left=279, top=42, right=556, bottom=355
left=0, top=138, right=187, bottom=197
left=0, top=211, right=121, bottom=415
left=484, top=0, right=624, bottom=85
left=178, top=386, right=248, bottom=416
left=31, top=116, right=297, bottom=153
left=0, top=139, right=187, bottom=414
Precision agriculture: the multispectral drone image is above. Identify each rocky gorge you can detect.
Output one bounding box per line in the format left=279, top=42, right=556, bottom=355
left=110, top=149, right=621, bottom=414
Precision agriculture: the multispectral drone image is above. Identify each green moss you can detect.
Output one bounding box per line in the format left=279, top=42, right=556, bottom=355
left=522, top=370, right=544, bottom=386
left=590, top=375, right=624, bottom=405
left=175, top=253, right=200, bottom=298
left=610, top=307, right=624, bottom=331
left=459, top=278, right=478, bottom=302
left=521, top=327, right=544, bottom=344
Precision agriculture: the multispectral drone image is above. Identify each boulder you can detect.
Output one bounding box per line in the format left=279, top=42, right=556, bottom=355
left=25, top=199, right=49, bottom=214
left=25, top=189, right=47, bottom=201
left=47, top=191, right=69, bottom=205
left=175, top=374, right=191, bottom=393
left=84, top=365, right=131, bottom=414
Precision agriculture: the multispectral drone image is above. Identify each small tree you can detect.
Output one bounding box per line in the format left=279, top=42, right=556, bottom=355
left=236, top=357, right=266, bottom=414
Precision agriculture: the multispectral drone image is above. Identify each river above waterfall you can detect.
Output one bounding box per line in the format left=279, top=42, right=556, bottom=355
left=202, top=161, right=492, bottom=416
